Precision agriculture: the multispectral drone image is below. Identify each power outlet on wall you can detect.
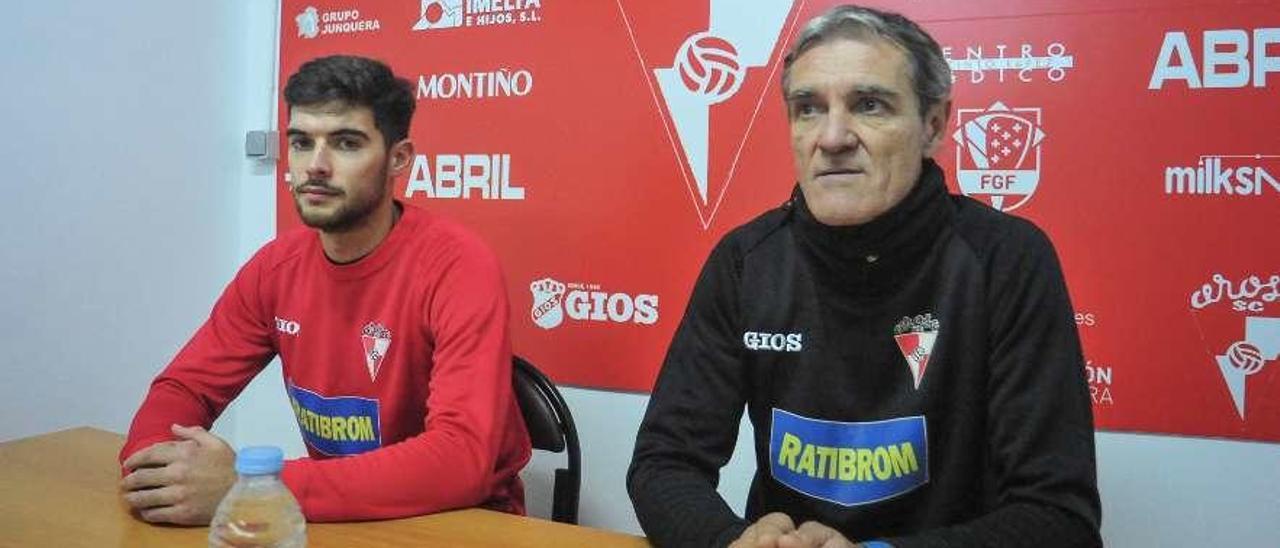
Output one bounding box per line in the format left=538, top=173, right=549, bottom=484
left=245, top=130, right=278, bottom=160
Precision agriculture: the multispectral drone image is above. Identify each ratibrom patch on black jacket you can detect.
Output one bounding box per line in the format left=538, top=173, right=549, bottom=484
left=769, top=409, right=929, bottom=506
left=287, top=382, right=382, bottom=456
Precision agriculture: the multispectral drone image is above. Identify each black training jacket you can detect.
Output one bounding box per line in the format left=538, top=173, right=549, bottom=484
left=628, top=160, right=1101, bottom=548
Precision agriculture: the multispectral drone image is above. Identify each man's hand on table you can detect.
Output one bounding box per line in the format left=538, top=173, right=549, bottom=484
left=730, top=512, right=866, bottom=548
left=120, top=424, right=237, bottom=525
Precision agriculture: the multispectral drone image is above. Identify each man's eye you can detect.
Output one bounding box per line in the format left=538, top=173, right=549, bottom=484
left=335, top=138, right=362, bottom=151
left=793, top=103, right=821, bottom=118
left=854, top=97, right=886, bottom=114
left=289, top=139, right=312, bottom=151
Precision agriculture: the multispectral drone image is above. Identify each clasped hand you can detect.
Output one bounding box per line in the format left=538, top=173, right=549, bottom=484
left=120, top=424, right=237, bottom=525
left=730, top=512, right=863, bottom=548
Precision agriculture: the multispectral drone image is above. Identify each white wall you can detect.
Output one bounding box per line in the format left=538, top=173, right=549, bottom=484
left=0, top=0, right=278, bottom=443
left=214, top=0, right=307, bottom=460
left=3, top=3, right=1277, bottom=546
left=1095, top=432, right=1280, bottom=546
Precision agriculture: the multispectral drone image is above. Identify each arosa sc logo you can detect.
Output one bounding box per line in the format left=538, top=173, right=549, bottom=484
left=530, top=277, right=658, bottom=330
left=1189, top=272, right=1279, bottom=419
left=619, top=0, right=796, bottom=228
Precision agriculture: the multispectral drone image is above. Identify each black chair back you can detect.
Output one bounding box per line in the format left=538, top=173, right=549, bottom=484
left=512, top=356, right=581, bottom=524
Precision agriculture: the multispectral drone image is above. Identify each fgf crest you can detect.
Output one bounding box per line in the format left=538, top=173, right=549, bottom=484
left=952, top=101, right=1047, bottom=212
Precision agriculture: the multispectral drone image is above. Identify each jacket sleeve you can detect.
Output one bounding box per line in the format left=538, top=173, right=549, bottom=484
left=628, top=239, right=754, bottom=547
left=279, top=243, right=527, bottom=521
left=880, top=221, right=1102, bottom=548
left=119, top=253, right=276, bottom=465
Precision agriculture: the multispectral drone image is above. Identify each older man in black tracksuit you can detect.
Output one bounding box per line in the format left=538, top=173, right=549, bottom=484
left=627, top=5, right=1101, bottom=548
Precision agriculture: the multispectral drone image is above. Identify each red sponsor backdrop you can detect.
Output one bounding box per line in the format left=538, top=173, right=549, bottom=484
left=279, top=1, right=1280, bottom=442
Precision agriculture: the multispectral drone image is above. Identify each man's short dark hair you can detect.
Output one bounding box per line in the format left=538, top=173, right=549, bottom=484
left=284, top=55, right=415, bottom=146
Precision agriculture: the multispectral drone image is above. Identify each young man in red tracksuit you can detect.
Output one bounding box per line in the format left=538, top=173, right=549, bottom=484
left=119, top=55, right=531, bottom=525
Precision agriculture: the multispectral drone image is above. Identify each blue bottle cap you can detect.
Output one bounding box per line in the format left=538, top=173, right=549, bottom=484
left=236, top=446, right=285, bottom=475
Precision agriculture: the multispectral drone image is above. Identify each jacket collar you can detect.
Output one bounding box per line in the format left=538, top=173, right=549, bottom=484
left=789, top=159, right=952, bottom=297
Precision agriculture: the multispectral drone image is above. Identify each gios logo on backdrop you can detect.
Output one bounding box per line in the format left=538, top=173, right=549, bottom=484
left=943, top=41, right=1076, bottom=85
left=411, top=0, right=543, bottom=32
left=1188, top=272, right=1280, bottom=419
left=529, top=277, right=658, bottom=330
left=1163, top=154, right=1280, bottom=197
left=404, top=153, right=526, bottom=200
left=617, top=0, right=797, bottom=228
left=294, top=6, right=381, bottom=39
left=770, top=409, right=929, bottom=507
left=951, top=101, right=1047, bottom=212
left=1148, top=27, right=1279, bottom=90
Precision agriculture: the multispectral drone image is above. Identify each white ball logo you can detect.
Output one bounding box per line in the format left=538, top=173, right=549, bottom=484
left=1227, top=341, right=1267, bottom=376
left=673, top=32, right=745, bottom=104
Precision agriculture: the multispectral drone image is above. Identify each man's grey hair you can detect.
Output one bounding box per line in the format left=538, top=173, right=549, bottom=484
left=781, top=5, right=951, bottom=118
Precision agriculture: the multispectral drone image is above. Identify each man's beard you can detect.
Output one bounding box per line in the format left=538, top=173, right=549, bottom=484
left=292, top=167, right=388, bottom=233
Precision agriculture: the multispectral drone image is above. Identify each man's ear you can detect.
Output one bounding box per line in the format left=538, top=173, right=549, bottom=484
left=389, top=139, right=415, bottom=174
left=922, top=99, right=952, bottom=156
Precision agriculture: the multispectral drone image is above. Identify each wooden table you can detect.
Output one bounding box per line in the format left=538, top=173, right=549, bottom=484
left=0, top=427, right=649, bottom=547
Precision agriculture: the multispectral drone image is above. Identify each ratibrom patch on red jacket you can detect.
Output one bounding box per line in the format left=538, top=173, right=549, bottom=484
left=287, top=382, right=382, bottom=456
left=361, top=322, right=392, bottom=382
left=894, top=313, right=940, bottom=389
left=770, top=409, right=929, bottom=507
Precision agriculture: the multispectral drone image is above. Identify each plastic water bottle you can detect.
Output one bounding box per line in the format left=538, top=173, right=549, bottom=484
left=209, top=446, right=306, bottom=548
